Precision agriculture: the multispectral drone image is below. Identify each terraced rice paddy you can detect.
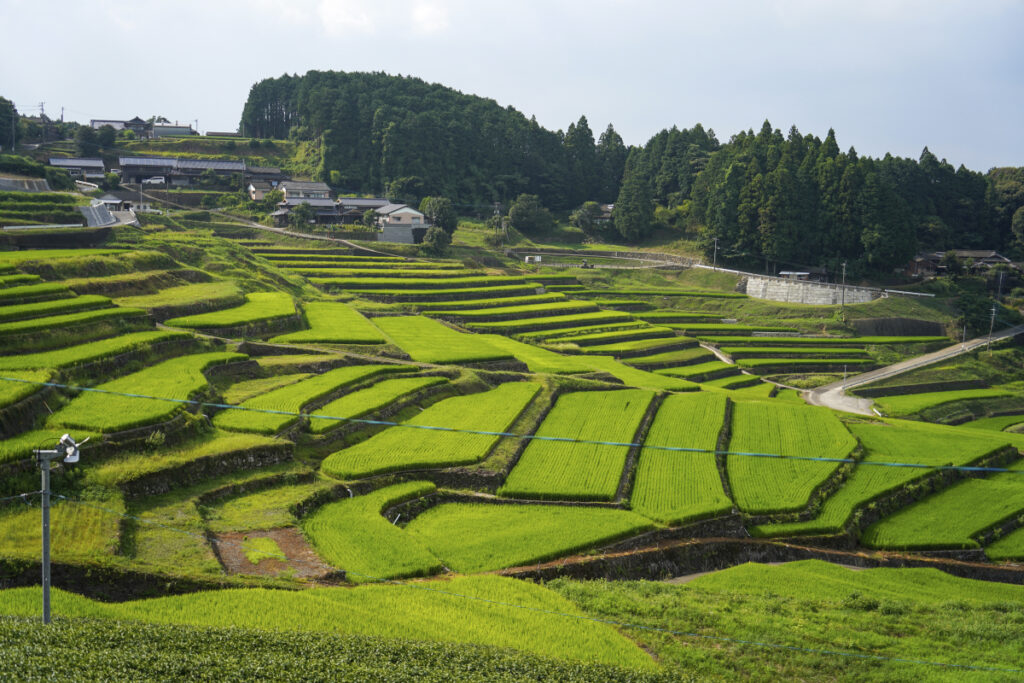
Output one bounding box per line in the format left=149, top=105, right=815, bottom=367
left=476, top=335, right=597, bottom=374
left=873, top=388, right=1015, bottom=417
left=0, top=282, right=71, bottom=304
left=302, top=481, right=442, bottom=581
left=165, top=292, right=295, bottom=328
left=406, top=504, right=655, bottom=572
left=0, top=307, right=145, bottom=338
left=321, top=382, right=541, bottom=478
left=985, top=524, right=1024, bottom=560
left=727, top=401, right=857, bottom=514
left=0, top=294, right=111, bottom=323
left=630, top=393, right=732, bottom=524
left=270, top=302, right=387, bottom=344
left=113, top=281, right=242, bottom=311
left=501, top=389, right=654, bottom=501
left=47, top=351, right=244, bottom=433
left=0, top=369, right=53, bottom=408
left=308, top=376, right=447, bottom=433
left=861, top=461, right=1024, bottom=550
left=213, top=364, right=409, bottom=434
left=371, top=315, right=513, bottom=364
left=751, top=422, right=1016, bottom=537
left=466, top=311, right=634, bottom=335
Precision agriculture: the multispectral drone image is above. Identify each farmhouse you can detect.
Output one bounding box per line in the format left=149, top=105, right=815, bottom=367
left=279, top=180, right=331, bottom=200
left=337, top=196, right=390, bottom=224
left=48, top=157, right=106, bottom=181
left=907, top=250, right=1015, bottom=277
left=89, top=117, right=151, bottom=137
left=376, top=203, right=429, bottom=244
left=93, top=189, right=154, bottom=213
left=119, top=156, right=270, bottom=186
left=248, top=181, right=274, bottom=201
left=272, top=197, right=340, bottom=226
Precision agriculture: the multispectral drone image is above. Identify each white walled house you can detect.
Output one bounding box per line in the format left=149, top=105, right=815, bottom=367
left=375, top=204, right=426, bottom=227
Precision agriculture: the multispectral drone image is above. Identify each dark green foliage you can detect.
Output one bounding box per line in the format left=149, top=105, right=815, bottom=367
left=614, top=151, right=655, bottom=241
left=508, top=194, right=554, bottom=234
left=75, top=126, right=99, bottom=157
left=422, top=225, right=451, bottom=255
left=0, top=155, right=73, bottom=190
left=569, top=201, right=602, bottom=233
left=419, top=196, right=457, bottom=234
left=0, top=617, right=669, bottom=682
left=100, top=172, right=120, bottom=191
left=0, top=97, right=15, bottom=150
left=288, top=202, right=315, bottom=229
left=96, top=124, right=116, bottom=148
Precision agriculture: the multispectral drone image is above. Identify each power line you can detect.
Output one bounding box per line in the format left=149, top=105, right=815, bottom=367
left=47, top=496, right=1023, bottom=675
left=1, top=375, right=1022, bottom=476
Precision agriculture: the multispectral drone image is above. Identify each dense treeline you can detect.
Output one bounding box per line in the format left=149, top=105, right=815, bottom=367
left=239, top=71, right=626, bottom=210
left=240, top=72, right=1024, bottom=270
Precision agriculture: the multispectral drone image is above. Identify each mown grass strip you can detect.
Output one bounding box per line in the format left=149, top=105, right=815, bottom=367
left=213, top=364, right=409, bottom=434
left=501, top=389, right=654, bottom=501
left=288, top=268, right=481, bottom=279
left=321, top=382, right=541, bottom=479
left=270, top=302, right=387, bottom=344
left=165, top=292, right=295, bottom=328
left=582, top=356, right=701, bottom=392
left=728, top=401, right=857, bottom=514
left=0, top=330, right=188, bottom=371
left=303, top=481, right=442, bottom=580
left=0, top=294, right=111, bottom=323
left=47, top=351, right=244, bottom=433
left=309, top=376, right=447, bottom=433
left=406, top=504, right=655, bottom=572
left=371, top=316, right=514, bottom=364
left=339, top=285, right=541, bottom=301
left=0, top=249, right=125, bottom=266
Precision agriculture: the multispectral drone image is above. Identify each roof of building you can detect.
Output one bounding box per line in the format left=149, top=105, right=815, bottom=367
left=49, top=157, right=105, bottom=169
left=126, top=116, right=148, bottom=125
left=279, top=197, right=337, bottom=208
left=279, top=180, right=331, bottom=192
left=120, top=156, right=178, bottom=167
left=247, top=166, right=282, bottom=175
left=94, top=194, right=124, bottom=204
left=338, top=197, right=390, bottom=209
left=248, top=181, right=273, bottom=190
left=90, top=119, right=125, bottom=129
left=78, top=205, right=117, bottom=227
left=178, top=159, right=245, bottom=172
left=376, top=203, right=415, bottom=215
left=949, top=250, right=1009, bottom=261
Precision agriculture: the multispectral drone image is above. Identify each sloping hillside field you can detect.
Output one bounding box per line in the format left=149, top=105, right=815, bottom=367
left=1, top=235, right=1023, bottom=680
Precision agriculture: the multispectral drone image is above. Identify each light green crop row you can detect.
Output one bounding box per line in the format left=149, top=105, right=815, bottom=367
left=321, top=382, right=541, bottom=479
left=113, top=281, right=242, bottom=309
left=0, top=281, right=71, bottom=303
left=699, top=335, right=948, bottom=346
left=625, top=346, right=714, bottom=366
left=477, top=335, right=598, bottom=375
left=0, top=248, right=125, bottom=266
left=654, top=361, right=739, bottom=380
left=663, top=323, right=798, bottom=334
left=371, top=315, right=514, bottom=364
left=873, top=388, right=1015, bottom=417
left=0, top=307, right=146, bottom=338
left=735, top=357, right=874, bottom=368
left=303, top=481, right=442, bottom=581
left=631, top=392, right=731, bottom=525
left=0, top=273, right=41, bottom=287
left=288, top=268, right=480, bottom=279
left=270, top=302, right=387, bottom=344
left=338, top=285, right=541, bottom=301
left=214, top=364, right=409, bottom=434
left=728, top=402, right=857, bottom=514
left=311, top=276, right=527, bottom=290
left=583, top=337, right=695, bottom=355
left=406, top=503, right=655, bottom=572
left=0, top=294, right=111, bottom=323
left=636, top=311, right=722, bottom=322
left=429, top=301, right=597, bottom=320
left=722, top=346, right=871, bottom=358
left=582, top=356, right=700, bottom=392
left=412, top=293, right=566, bottom=310
left=466, top=311, right=634, bottom=333
left=0, top=369, right=53, bottom=408
left=522, top=321, right=649, bottom=342
left=309, top=376, right=447, bottom=433
left=47, top=351, right=245, bottom=433
left=501, top=389, right=654, bottom=501
left=575, top=288, right=746, bottom=298
left=165, top=292, right=295, bottom=328
left=0, top=330, right=189, bottom=371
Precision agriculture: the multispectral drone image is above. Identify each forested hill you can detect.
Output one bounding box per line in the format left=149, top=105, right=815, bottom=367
left=239, top=71, right=628, bottom=209
left=240, top=71, right=1024, bottom=272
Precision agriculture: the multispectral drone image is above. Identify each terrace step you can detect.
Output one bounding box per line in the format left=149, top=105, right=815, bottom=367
left=350, top=285, right=541, bottom=302
left=465, top=311, right=634, bottom=334
left=427, top=302, right=599, bottom=323
left=543, top=326, right=676, bottom=347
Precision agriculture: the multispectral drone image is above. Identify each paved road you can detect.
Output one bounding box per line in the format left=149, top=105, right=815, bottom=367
left=806, top=323, right=1024, bottom=415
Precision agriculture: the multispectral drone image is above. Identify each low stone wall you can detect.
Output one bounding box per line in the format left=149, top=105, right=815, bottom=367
left=744, top=275, right=880, bottom=305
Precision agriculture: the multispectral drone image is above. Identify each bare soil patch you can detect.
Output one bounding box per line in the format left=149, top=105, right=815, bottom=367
left=216, top=528, right=337, bottom=580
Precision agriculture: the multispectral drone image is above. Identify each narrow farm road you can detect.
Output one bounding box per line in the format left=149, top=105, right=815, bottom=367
left=806, top=323, right=1024, bottom=415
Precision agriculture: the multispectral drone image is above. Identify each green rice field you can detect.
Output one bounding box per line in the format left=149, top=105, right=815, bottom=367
left=0, top=294, right=111, bottom=323
left=165, top=292, right=295, bottom=328
left=308, top=376, right=447, bottom=433
left=0, top=331, right=190, bottom=371
left=270, top=301, right=387, bottom=344
left=873, top=388, right=1016, bottom=417
left=371, top=315, right=514, bottom=364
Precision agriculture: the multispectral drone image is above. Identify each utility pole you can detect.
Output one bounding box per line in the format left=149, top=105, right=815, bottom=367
left=962, top=318, right=967, bottom=351
left=840, top=260, right=848, bottom=313
left=33, top=434, right=88, bottom=624
left=987, top=304, right=997, bottom=355
left=712, top=237, right=720, bottom=271
left=997, top=270, right=1005, bottom=300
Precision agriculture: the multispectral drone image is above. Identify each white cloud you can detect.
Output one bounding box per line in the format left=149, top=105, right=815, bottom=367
left=318, top=0, right=376, bottom=35
left=412, top=0, right=450, bottom=34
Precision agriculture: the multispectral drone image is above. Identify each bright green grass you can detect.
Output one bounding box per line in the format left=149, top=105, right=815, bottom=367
left=959, top=414, right=1024, bottom=432
left=242, top=536, right=284, bottom=566
left=269, top=301, right=387, bottom=344
left=582, top=356, right=700, bottom=392
left=701, top=374, right=762, bottom=389
left=0, top=369, right=52, bottom=408
left=113, top=281, right=241, bottom=309
left=520, top=321, right=648, bottom=341
left=727, top=401, right=857, bottom=514
left=85, top=431, right=285, bottom=488
left=0, top=428, right=99, bottom=466
left=631, top=393, right=732, bottom=524
left=164, top=292, right=295, bottom=328
left=0, top=330, right=189, bottom=371
left=874, top=388, right=1016, bottom=417
left=0, top=273, right=40, bottom=286
left=315, top=275, right=526, bottom=290
left=751, top=421, right=1015, bottom=537
left=256, top=354, right=345, bottom=368
left=663, top=324, right=798, bottom=334
left=222, top=373, right=313, bottom=405
left=0, top=294, right=110, bottom=323
left=699, top=335, right=949, bottom=346
left=555, top=559, right=1024, bottom=680
left=736, top=357, right=874, bottom=369
left=213, top=364, right=408, bottom=434
left=204, top=480, right=334, bottom=533
left=0, top=307, right=145, bottom=337
left=0, top=575, right=653, bottom=670
left=772, top=388, right=806, bottom=403
left=0, top=281, right=70, bottom=303
left=412, top=292, right=566, bottom=310
left=288, top=268, right=479, bottom=278
left=47, top=352, right=244, bottom=433
left=722, top=346, right=871, bottom=357
left=478, top=334, right=597, bottom=374
left=574, top=288, right=745, bottom=298
left=302, top=481, right=442, bottom=581
left=861, top=461, right=1024, bottom=550
left=0, top=248, right=124, bottom=266
left=371, top=315, right=513, bottom=364
left=321, top=382, right=541, bottom=479
left=624, top=346, right=714, bottom=366
left=727, top=381, right=776, bottom=397
left=636, top=311, right=722, bottom=322
left=583, top=337, right=694, bottom=354
left=406, top=504, right=655, bottom=572
left=335, top=284, right=539, bottom=300
left=465, top=311, right=634, bottom=333
left=309, top=376, right=447, bottom=433
left=501, top=390, right=654, bottom=501
left=0, top=496, right=122, bottom=561
left=542, top=326, right=672, bottom=346
left=986, top=524, right=1024, bottom=560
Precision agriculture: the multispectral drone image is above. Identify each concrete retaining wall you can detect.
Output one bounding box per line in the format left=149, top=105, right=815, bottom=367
left=744, top=275, right=881, bottom=305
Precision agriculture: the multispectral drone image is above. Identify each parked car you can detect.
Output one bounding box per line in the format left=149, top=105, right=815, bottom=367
left=142, top=176, right=165, bottom=185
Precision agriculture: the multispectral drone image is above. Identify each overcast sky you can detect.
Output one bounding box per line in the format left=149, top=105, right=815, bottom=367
left=2, top=0, right=1021, bottom=171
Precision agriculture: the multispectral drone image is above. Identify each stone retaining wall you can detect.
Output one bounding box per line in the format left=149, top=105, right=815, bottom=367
left=744, top=275, right=880, bottom=305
